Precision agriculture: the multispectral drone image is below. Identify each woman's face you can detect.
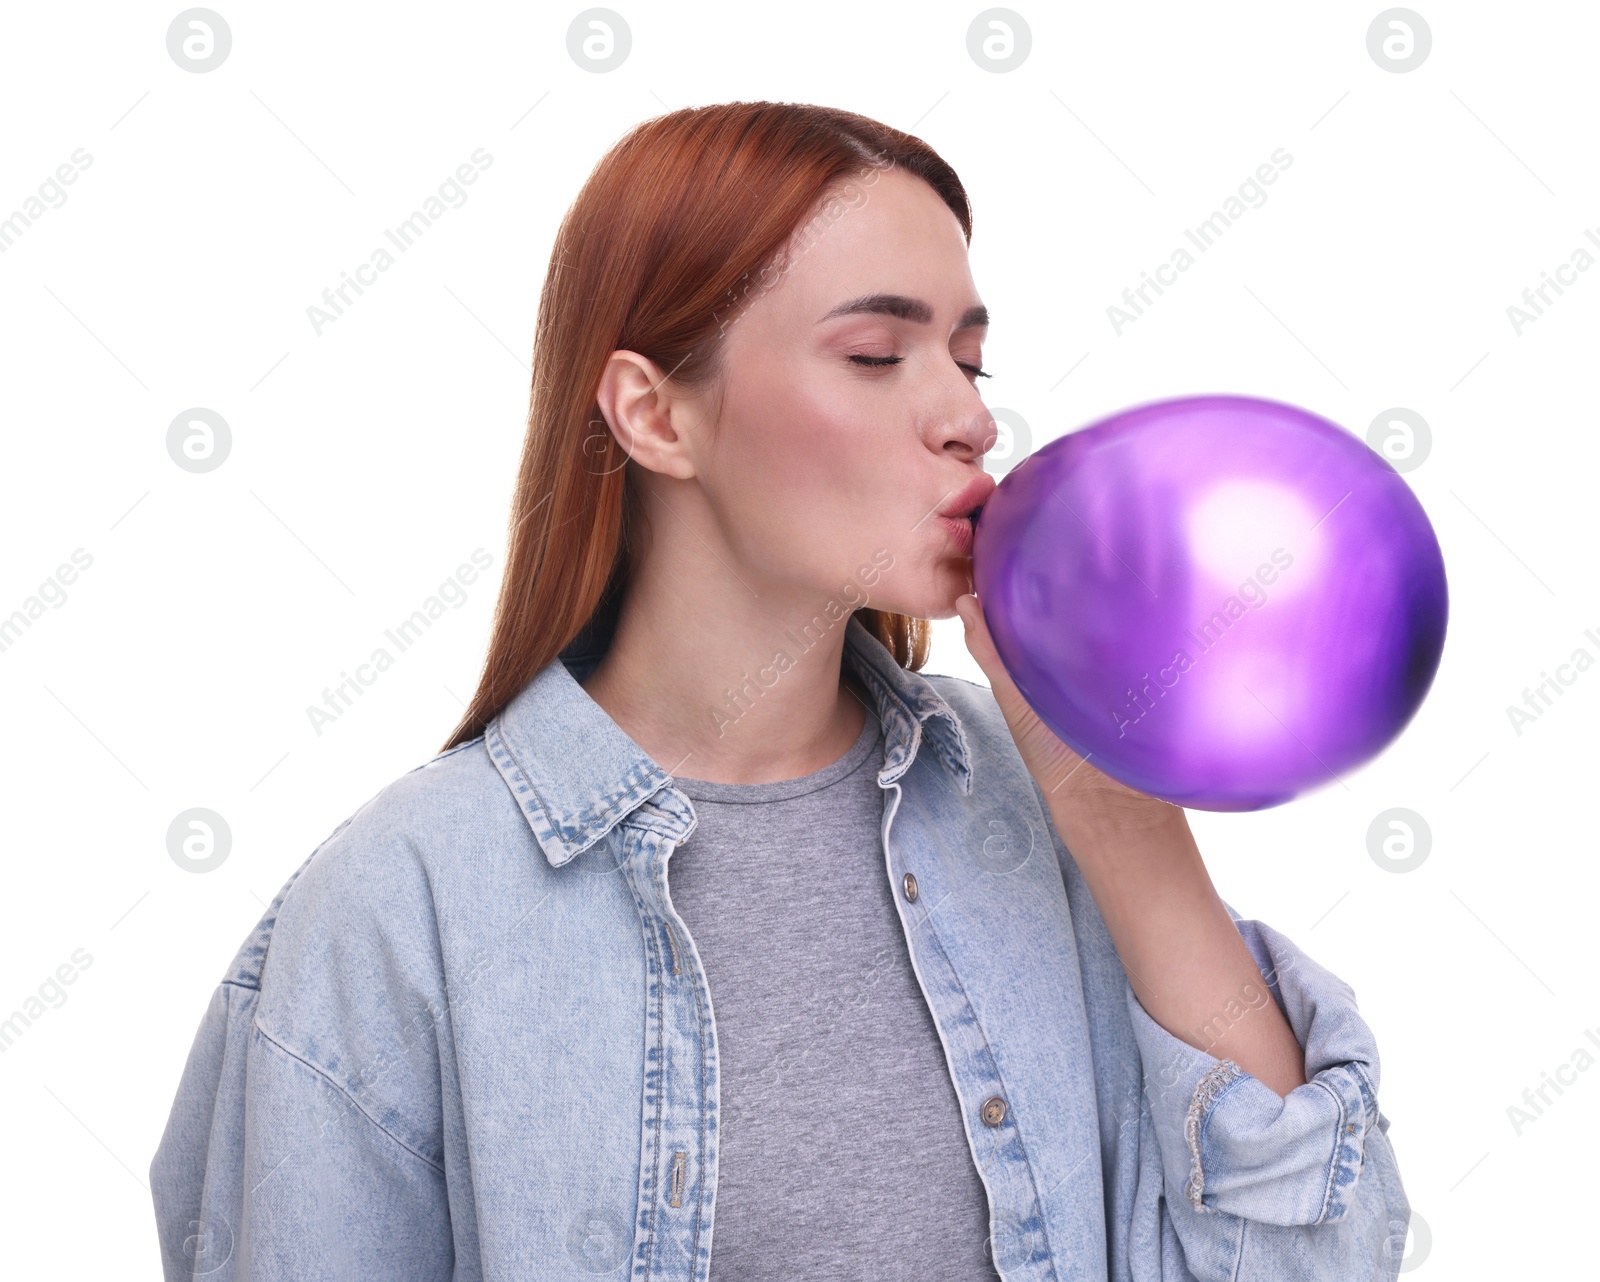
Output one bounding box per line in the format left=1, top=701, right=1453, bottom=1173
left=684, top=166, right=998, bottom=622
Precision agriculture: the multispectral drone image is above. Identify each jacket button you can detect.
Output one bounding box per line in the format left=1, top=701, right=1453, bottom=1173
left=981, top=1095, right=1007, bottom=1126
left=901, top=871, right=919, bottom=902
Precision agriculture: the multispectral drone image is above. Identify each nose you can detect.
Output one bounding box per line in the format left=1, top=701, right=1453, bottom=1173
left=945, top=403, right=1000, bottom=462
left=923, top=358, right=996, bottom=461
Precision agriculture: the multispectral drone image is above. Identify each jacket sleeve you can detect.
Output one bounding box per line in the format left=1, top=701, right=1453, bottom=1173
left=149, top=827, right=456, bottom=1282
left=1123, top=899, right=1413, bottom=1281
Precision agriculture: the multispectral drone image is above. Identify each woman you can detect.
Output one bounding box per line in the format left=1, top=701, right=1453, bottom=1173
left=150, top=102, right=1411, bottom=1280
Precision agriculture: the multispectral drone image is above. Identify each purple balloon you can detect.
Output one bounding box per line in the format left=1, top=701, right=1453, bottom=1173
left=972, top=394, right=1449, bottom=811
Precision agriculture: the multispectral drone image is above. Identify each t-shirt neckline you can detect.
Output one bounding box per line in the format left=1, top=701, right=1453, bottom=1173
left=672, top=704, right=882, bottom=803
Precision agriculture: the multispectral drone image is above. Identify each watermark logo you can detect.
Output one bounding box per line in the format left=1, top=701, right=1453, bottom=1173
left=167, top=808, right=233, bottom=873
left=984, top=1209, right=1031, bottom=1272
left=181, top=1214, right=234, bottom=1275
left=1365, top=407, right=1431, bottom=473
left=972, top=812, right=1036, bottom=875
left=167, top=407, right=232, bottom=472
left=1365, top=807, right=1430, bottom=873
left=1371, top=1209, right=1430, bottom=1273
left=167, top=8, right=232, bottom=73
left=980, top=407, right=1031, bottom=475
left=967, top=9, right=1032, bottom=72
left=567, top=9, right=631, bottom=72
left=566, top=1207, right=633, bottom=1271
left=1366, top=9, right=1431, bottom=73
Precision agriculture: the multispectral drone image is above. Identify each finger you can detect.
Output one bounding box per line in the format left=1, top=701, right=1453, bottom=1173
left=958, top=593, right=1085, bottom=783
left=956, top=593, right=1029, bottom=715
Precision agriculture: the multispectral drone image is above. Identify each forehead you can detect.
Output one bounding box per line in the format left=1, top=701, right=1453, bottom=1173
left=756, top=168, right=973, bottom=319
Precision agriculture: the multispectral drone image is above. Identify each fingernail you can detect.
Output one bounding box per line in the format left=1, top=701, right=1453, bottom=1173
left=958, top=596, right=975, bottom=632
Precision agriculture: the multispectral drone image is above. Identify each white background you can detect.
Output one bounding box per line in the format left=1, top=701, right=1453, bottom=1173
left=2, top=1, right=1595, bottom=1276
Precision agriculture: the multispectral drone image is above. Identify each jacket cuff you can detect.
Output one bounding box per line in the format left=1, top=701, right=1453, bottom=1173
left=1125, top=905, right=1388, bottom=1227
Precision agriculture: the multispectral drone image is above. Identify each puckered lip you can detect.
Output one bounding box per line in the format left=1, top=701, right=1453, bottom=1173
left=936, top=471, right=998, bottom=520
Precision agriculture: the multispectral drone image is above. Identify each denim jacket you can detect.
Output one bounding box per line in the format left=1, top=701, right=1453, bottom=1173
left=150, top=612, right=1411, bottom=1281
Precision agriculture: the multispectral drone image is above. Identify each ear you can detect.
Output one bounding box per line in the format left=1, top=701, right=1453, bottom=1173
left=593, top=350, right=700, bottom=481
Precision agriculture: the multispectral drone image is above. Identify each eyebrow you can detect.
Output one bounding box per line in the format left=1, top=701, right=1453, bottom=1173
left=818, top=292, right=989, bottom=330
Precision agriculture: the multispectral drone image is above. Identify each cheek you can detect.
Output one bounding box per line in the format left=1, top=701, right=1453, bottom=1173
left=715, top=378, right=897, bottom=564
left=725, top=379, right=883, bottom=510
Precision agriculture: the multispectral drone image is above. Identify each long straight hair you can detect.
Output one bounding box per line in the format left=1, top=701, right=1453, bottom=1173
left=441, top=102, right=973, bottom=752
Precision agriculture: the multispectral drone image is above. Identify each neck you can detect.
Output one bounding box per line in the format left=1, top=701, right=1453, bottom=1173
left=578, top=573, right=871, bottom=786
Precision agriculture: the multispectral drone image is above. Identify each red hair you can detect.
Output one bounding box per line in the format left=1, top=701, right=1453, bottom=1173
left=441, top=102, right=973, bottom=751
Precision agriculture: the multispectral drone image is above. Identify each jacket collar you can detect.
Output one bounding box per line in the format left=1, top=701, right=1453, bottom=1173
left=486, top=612, right=974, bottom=868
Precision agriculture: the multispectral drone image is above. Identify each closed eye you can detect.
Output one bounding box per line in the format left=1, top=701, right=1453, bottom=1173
left=848, top=354, right=992, bottom=379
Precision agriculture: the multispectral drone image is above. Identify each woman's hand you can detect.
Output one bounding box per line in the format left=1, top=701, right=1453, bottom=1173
left=954, top=592, right=1176, bottom=829
left=955, top=593, right=1309, bottom=1096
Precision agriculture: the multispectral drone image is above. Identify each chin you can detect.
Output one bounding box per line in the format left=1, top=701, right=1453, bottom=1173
left=865, top=562, right=971, bottom=621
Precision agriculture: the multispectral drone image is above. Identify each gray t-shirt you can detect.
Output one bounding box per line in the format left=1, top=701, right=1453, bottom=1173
left=667, top=702, right=1002, bottom=1281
